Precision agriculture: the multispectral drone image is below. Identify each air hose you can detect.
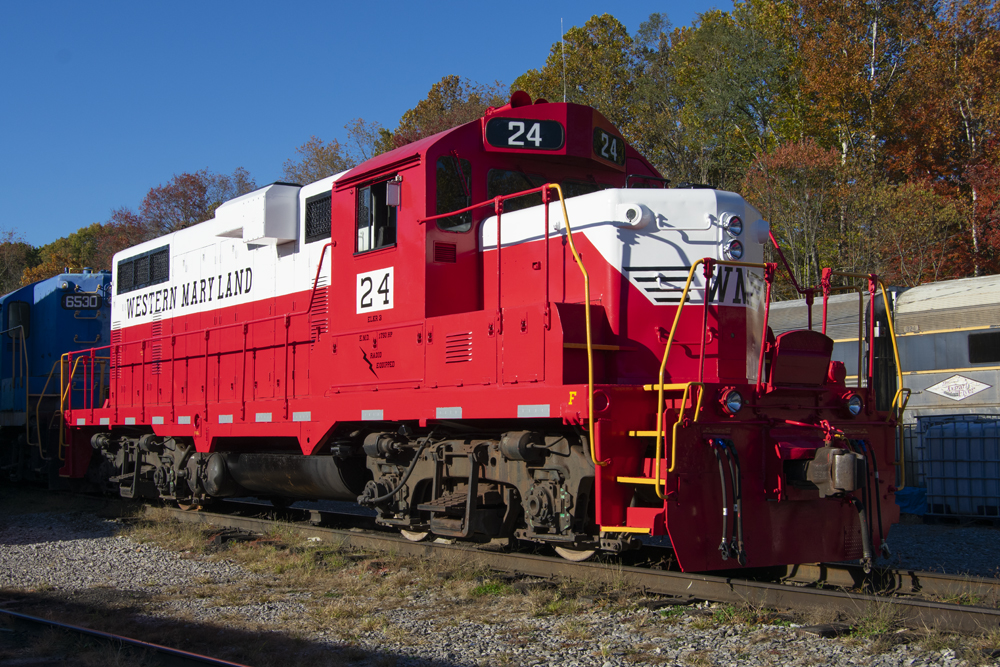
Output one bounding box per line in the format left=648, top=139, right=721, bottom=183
left=863, top=440, right=890, bottom=557
left=723, top=441, right=746, bottom=565
left=849, top=496, right=874, bottom=572
left=845, top=439, right=875, bottom=561
left=710, top=440, right=731, bottom=560
left=358, top=434, right=433, bottom=507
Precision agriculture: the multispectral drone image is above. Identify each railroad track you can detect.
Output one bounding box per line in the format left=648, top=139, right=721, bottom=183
left=0, top=608, right=250, bottom=667
left=159, top=502, right=1000, bottom=635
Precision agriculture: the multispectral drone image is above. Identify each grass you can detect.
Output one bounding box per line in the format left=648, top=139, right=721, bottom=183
left=468, top=579, right=515, bottom=598
left=659, top=607, right=685, bottom=621
left=847, top=601, right=907, bottom=655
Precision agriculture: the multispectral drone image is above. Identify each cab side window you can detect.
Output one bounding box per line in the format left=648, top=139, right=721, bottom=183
left=436, top=157, right=472, bottom=232
left=357, top=178, right=397, bottom=252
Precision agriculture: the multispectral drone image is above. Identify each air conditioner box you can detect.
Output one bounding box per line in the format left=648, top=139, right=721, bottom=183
left=215, top=183, right=300, bottom=245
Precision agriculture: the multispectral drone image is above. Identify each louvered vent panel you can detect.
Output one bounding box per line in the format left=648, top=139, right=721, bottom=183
left=445, top=331, right=472, bottom=363
left=309, top=275, right=330, bottom=348
left=151, top=317, right=162, bottom=375
left=434, top=242, right=457, bottom=263
left=111, top=325, right=122, bottom=380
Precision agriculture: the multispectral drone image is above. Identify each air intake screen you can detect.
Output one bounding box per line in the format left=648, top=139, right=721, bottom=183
left=116, top=245, right=170, bottom=295
left=306, top=193, right=332, bottom=244
left=117, top=261, right=134, bottom=294
left=151, top=248, right=169, bottom=282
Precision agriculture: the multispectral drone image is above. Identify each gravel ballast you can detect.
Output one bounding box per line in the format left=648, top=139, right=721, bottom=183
left=1, top=492, right=998, bottom=667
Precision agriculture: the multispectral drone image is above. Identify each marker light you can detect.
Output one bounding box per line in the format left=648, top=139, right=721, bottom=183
left=846, top=394, right=864, bottom=416
left=722, top=389, right=744, bottom=415
left=724, top=240, right=744, bottom=260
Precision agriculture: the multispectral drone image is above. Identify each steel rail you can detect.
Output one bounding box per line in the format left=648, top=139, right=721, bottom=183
left=160, top=506, right=1000, bottom=635
left=210, top=500, right=1000, bottom=604
left=0, top=608, right=251, bottom=667
left=780, top=562, right=1000, bottom=602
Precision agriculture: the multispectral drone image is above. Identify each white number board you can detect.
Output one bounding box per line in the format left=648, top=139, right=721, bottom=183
left=356, top=267, right=394, bottom=314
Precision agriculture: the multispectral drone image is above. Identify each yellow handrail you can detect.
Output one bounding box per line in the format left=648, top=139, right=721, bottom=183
left=824, top=272, right=910, bottom=489
left=653, top=259, right=769, bottom=486
left=545, top=184, right=603, bottom=468
left=58, top=353, right=109, bottom=460
left=640, top=382, right=705, bottom=498
left=28, top=359, right=62, bottom=459
left=878, top=280, right=909, bottom=489
left=422, top=182, right=599, bottom=466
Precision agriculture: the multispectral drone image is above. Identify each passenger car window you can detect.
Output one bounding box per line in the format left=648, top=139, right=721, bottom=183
left=357, top=178, right=397, bottom=253
left=436, top=157, right=472, bottom=232
left=969, top=331, right=1000, bottom=364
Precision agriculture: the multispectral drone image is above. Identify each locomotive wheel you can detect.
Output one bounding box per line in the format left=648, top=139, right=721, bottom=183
left=554, top=545, right=597, bottom=562
left=400, top=529, right=432, bottom=542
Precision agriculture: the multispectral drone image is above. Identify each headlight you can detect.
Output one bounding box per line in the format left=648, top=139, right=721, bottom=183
left=722, top=213, right=743, bottom=237
left=724, top=240, right=744, bottom=260
left=722, top=389, right=743, bottom=415
left=846, top=394, right=863, bottom=416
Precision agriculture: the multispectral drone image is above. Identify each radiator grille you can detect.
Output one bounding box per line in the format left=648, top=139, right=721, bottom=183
left=445, top=331, right=472, bottom=363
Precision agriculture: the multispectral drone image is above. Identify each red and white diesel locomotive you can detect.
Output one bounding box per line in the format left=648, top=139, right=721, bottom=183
left=62, top=92, right=901, bottom=571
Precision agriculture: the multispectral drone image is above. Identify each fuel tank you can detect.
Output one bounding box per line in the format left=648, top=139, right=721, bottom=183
left=204, top=452, right=369, bottom=500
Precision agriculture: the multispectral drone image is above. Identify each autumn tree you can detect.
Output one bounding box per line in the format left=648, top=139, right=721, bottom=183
left=140, top=168, right=256, bottom=236
left=0, top=230, right=36, bottom=294
left=383, top=75, right=506, bottom=150
left=281, top=136, right=356, bottom=184
left=894, top=0, right=1000, bottom=273
left=666, top=2, right=801, bottom=188
left=21, top=222, right=110, bottom=284
left=872, top=181, right=966, bottom=285
left=791, top=0, right=935, bottom=169
left=22, top=169, right=245, bottom=284
left=513, top=15, right=641, bottom=142
left=344, top=117, right=392, bottom=162
left=744, top=138, right=842, bottom=294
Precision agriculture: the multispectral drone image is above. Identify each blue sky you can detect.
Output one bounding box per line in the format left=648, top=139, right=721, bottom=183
left=0, top=1, right=731, bottom=248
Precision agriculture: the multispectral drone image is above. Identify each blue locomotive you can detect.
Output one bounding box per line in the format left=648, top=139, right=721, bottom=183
left=0, top=269, right=111, bottom=486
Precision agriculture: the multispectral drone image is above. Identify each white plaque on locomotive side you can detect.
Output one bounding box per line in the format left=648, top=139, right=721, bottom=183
left=356, top=267, right=394, bottom=314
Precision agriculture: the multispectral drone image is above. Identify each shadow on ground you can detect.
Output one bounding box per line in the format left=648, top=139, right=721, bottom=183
left=0, top=588, right=464, bottom=667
